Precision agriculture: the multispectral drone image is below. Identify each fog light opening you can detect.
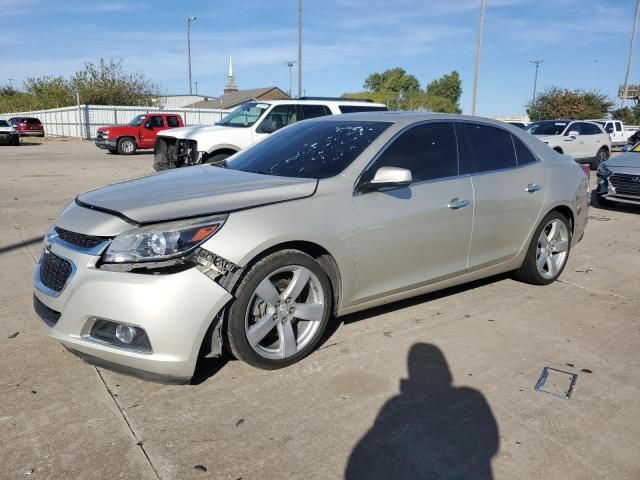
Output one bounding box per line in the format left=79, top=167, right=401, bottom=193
left=115, top=324, right=136, bottom=344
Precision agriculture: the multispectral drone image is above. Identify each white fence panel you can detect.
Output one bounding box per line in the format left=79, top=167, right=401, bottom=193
left=0, top=105, right=228, bottom=139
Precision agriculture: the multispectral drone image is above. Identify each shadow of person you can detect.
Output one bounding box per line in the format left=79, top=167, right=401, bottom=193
left=345, top=343, right=499, bottom=480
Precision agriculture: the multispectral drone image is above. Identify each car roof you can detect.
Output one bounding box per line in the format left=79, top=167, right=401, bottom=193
left=256, top=99, right=387, bottom=108
left=305, top=111, right=527, bottom=128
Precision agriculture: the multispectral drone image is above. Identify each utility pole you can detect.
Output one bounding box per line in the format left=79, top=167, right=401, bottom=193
left=530, top=60, right=543, bottom=104
left=621, top=0, right=640, bottom=108
left=471, top=0, right=486, bottom=115
left=194, top=81, right=199, bottom=95
left=297, top=0, right=302, bottom=98
left=285, top=61, right=296, bottom=98
left=186, top=16, right=197, bottom=95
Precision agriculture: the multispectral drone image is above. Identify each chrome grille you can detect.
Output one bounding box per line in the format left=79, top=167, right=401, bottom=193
left=610, top=173, right=640, bottom=196
left=39, top=252, right=73, bottom=292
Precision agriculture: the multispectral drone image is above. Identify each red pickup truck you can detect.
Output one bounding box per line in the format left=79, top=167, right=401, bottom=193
left=95, top=113, right=184, bottom=155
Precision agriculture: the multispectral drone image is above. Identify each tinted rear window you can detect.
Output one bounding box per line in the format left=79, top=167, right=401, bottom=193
left=339, top=105, right=388, bottom=114
left=460, top=123, right=517, bottom=173
left=167, top=116, right=180, bottom=127
left=301, top=104, right=331, bottom=119
left=26, top=118, right=41, bottom=124
left=228, top=120, right=391, bottom=179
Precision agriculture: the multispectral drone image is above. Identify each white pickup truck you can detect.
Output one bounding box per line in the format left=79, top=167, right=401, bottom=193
left=590, top=119, right=636, bottom=147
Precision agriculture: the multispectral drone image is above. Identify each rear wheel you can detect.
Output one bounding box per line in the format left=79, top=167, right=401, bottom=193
left=117, top=137, right=136, bottom=155
left=514, top=211, right=571, bottom=285
left=226, top=250, right=332, bottom=369
left=591, top=148, right=609, bottom=170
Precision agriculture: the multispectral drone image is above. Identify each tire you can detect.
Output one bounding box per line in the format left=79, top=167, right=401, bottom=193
left=591, top=148, right=609, bottom=170
left=107, top=149, right=119, bottom=155
left=226, top=250, right=333, bottom=370
left=203, top=152, right=230, bottom=167
left=12, top=136, right=19, bottom=146
left=514, top=211, right=571, bottom=286
left=117, top=137, right=137, bottom=155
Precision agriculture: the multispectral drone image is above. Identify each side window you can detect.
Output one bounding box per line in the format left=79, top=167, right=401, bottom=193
left=301, top=105, right=331, bottom=119
left=166, top=116, right=180, bottom=128
left=512, top=136, right=537, bottom=166
left=603, top=122, right=614, bottom=134
left=145, top=116, right=164, bottom=128
left=364, top=122, right=458, bottom=183
left=259, top=105, right=298, bottom=133
left=566, top=123, right=582, bottom=135
left=581, top=123, right=598, bottom=135
left=460, top=123, right=517, bottom=173
left=616, top=121, right=623, bottom=132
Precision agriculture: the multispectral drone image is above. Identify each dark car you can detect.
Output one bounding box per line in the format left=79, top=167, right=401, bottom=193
left=0, top=120, right=20, bottom=145
left=9, top=117, right=45, bottom=137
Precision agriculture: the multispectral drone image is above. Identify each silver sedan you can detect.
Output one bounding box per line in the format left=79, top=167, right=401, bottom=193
left=33, top=113, right=590, bottom=383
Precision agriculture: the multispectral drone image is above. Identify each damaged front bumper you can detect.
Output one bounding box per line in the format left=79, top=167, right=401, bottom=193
left=154, top=136, right=200, bottom=171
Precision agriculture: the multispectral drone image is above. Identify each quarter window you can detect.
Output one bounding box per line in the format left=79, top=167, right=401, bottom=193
left=512, top=136, right=537, bottom=166
left=460, top=123, right=517, bottom=173
left=365, top=122, right=458, bottom=183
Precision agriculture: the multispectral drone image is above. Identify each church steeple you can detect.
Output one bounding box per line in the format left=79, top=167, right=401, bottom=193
left=224, top=55, right=238, bottom=94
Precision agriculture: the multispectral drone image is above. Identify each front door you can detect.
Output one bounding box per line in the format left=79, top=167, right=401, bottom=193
left=139, top=115, right=165, bottom=148
left=352, top=122, right=473, bottom=304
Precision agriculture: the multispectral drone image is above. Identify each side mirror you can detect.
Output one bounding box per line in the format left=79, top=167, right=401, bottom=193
left=259, top=120, right=279, bottom=134
left=568, top=130, right=580, bottom=137
left=360, top=166, right=412, bottom=192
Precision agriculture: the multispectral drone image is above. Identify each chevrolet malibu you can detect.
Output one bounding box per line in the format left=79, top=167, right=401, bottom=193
left=34, top=113, right=589, bottom=383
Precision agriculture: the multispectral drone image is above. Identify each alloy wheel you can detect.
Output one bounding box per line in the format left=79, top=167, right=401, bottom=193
left=535, top=219, right=569, bottom=280
left=121, top=139, right=134, bottom=153
left=244, top=265, right=326, bottom=360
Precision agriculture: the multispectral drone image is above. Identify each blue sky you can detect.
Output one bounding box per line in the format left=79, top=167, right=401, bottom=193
left=0, top=0, right=637, bottom=115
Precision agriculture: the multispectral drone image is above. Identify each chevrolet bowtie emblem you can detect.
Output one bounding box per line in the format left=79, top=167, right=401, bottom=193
left=632, top=176, right=640, bottom=183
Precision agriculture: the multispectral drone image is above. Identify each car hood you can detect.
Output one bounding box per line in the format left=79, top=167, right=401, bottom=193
left=97, top=125, right=134, bottom=133
left=606, top=152, right=640, bottom=168
left=77, top=166, right=317, bottom=224
left=157, top=124, right=237, bottom=140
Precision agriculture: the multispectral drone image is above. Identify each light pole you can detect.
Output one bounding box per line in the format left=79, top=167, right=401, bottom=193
left=621, top=0, right=640, bottom=108
left=471, top=0, right=486, bottom=115
left=530, top=60, right=543, bottom=104
left=194, top=81, right=199, bottom=95
left=186, top=16, right=197, bottom=95
left=285, top=61, right=296, bottom=98
left=297, top=0, right=302, bottom=98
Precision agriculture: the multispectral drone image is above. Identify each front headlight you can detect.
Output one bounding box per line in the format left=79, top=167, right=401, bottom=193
left=597, top=163, right=612, bottom=177
left=103, top=214, right=227, bottom=263
left=101, top=130, right=110, bottom=137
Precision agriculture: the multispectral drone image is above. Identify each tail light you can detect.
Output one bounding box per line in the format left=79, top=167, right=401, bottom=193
left=578, top=164, right=590, bottom=179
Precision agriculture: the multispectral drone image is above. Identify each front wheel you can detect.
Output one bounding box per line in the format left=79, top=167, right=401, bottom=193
left=226, top=250, right=333, bottom=369
left=117, top=137, right=137, bottom=155
left=514, top=211, right=571, bottom=285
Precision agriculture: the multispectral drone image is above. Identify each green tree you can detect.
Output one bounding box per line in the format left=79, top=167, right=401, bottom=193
left=23, top=76, right=73, bottom=109
left=69, top=58, right=158, bottom=106
left=612, top=107, right=637, bottom=124
left=425, top=70, right=462, bottom=112
left=362, top=68, right=420, bottom=110
left=526, top=87, right=614, bottom=121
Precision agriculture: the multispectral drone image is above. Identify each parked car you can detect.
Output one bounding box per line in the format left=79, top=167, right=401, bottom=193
left=153, top=98, right=388, bottom=170
left=0, top=119, right=20, bottom=145
left=590, top=119, right=636, bottom=147
left=95, top=113, right=184, bottom=155
left=595, top=147, right=640, bottom=207
left=508, top=121, right=527, bottom=129
left=9, top=117, right=44, bottom=137
left=526, top=120, right=611, bottom=169
left=34, top=113, right=589, bottom=383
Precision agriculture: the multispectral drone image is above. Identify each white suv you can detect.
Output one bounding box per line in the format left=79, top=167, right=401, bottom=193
left=154, top=98, right=387, bottom=170
left=526, top=120, right=611, bottom=169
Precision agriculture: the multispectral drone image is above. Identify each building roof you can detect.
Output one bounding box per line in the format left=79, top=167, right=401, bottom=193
left=188, top=87, right=288, bottom=109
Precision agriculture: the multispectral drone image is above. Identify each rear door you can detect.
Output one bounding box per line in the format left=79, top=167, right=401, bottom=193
left=352, top=122, right=473, bottom=303
left=139, top=115, right=165, bottom=148
left=459, top=123, right=547, bottom=269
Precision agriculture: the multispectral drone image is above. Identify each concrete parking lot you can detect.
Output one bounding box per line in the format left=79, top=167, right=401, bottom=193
left=1, top=138, right=639, bottom=479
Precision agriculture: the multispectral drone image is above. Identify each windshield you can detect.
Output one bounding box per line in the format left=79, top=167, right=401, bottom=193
left=526, top=121, right=568, bottom=136
left=227, top=120, right=392, bottom=179
left=217, top=103, right=269, bottom=128
left=0, top=120, right=9, bottom=127
left=128, top=115, right=147, bottom=126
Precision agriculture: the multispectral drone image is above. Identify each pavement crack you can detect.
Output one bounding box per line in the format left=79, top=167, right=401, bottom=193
left=557, top=279, right=638, bottom=303
left=95, top=368, right=161, bottom=480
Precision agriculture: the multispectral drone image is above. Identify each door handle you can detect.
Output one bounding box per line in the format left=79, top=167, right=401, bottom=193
left=526, top=183, right=542, bottom=193
left=448, top=198, right=470, bottom=209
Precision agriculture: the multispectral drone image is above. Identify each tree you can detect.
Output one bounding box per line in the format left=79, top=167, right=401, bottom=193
left=346, top=68, right=462, bottom=113
left=23, top=76, right=73, bottom=109
left=69, top=59, right=158, bottom=106
left=612, top=107, right=636, bottom=124
left=526, top=87, right=614, bottom=121
left=425, top=70, right=462, bottom=112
